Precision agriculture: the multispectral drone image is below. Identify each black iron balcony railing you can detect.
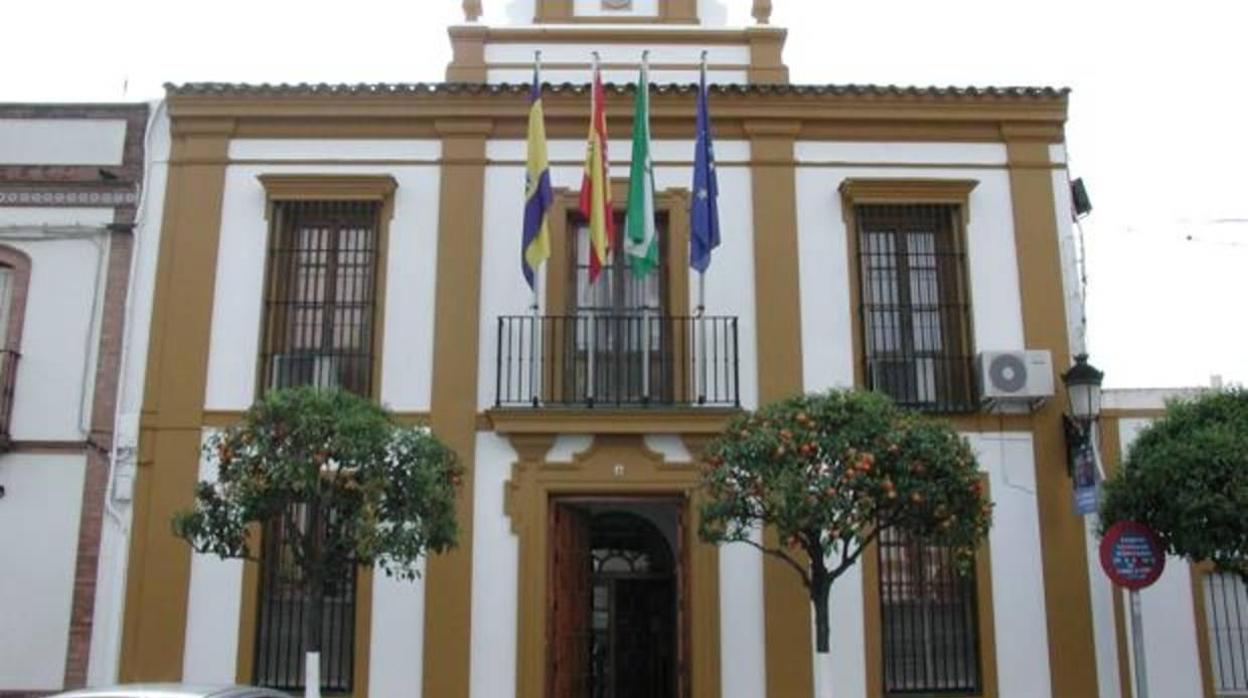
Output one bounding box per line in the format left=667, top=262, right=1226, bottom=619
left=0, top=350, right=18, bottom=446
left=495, top=315, right=739, bottom=408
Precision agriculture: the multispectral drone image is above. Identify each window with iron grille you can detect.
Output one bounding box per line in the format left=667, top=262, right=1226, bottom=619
left=855, top=203, right=975, bottom=411
left=878, top=528, right=982, bottom=695
left=260, top=200, right=381, bottom=397
left=1203, top=571, right=1248, bottom=696
left=254, top=502, right=358, bottom=693
left=568, top=212, right=673, bottom=404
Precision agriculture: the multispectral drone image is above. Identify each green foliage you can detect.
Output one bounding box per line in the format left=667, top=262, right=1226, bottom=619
left=173, top=387, right=461, bottom=582
left=1099, top=389, right=1248, bottom=578
left=697, top=389, right=992, bottom=652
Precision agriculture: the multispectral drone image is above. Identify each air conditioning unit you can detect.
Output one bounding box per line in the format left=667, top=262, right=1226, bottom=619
left=270, top=354, right=342, bottom=391
left=977, top=350, right=1054, bottom=411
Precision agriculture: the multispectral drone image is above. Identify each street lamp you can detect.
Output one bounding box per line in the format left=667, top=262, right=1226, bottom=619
left=1061, top=353, right=1105, bottom=478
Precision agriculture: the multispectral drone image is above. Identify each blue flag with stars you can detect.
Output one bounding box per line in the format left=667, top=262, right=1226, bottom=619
left=690, top=66, right=720, bottom=273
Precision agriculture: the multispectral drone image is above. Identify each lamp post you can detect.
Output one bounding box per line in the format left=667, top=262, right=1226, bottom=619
left=1063, top=353, right=1105, bottom=424
left=1061, top=353, right=1104, bottom=478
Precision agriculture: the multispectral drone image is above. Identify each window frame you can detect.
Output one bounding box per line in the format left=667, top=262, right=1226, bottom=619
left=0, top=245, right=31, bottom=446
left=237, top=174, right=396, bottom=694
left=254, top=174, right=396, bottom=402
left=541, top=183, right=694, bottom=405
left=840, top=179, right=979, bottom=413
left=1195, top=564, right=1248, bottom=698
left=862, top=473, right=999, bottom=698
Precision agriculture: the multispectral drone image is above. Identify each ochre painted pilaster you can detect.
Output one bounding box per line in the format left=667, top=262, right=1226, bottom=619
left=746, top=27, right=789, bottom=84
left=746, top=119, right=812, bottom=698
left=120, top=118, right=233, bottom=682
left=446, top=25, right=489, bottom=82
left=1005, top=127, right=1100, bottom=698
left=422, top=120, right=491, bottom=698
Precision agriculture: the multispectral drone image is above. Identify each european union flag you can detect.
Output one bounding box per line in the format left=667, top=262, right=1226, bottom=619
left=690, top=66, right=720, bottom=274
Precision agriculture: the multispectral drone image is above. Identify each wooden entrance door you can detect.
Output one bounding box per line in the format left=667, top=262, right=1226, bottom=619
left=549, top=503, right=593, bottom=698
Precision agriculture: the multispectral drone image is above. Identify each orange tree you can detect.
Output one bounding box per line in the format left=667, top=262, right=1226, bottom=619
left=698, top=389, right=991, bottom=653
left=1099, top=388, right=1248, bottom=579
left=173, top=387, right=460, bottom=695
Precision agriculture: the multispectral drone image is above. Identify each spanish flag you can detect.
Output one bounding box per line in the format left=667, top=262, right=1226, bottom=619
left=579, top=56, right=614, bottom=283
left=521, top=64, right=553, bottom=290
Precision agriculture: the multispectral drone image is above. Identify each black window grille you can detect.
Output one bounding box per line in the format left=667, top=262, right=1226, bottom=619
left=1203, top=571, right=1248, bottom=695
left=856, top=204, right=975, bottom=412
left=254, top=502, right=357, bottom=693
left=260, top=200, right=380, bottom=397
left=878, top=528, right=982, bottom=695
left=568, top=213, right=670, bottom=405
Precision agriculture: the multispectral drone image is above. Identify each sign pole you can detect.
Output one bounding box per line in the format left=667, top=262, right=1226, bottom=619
left=1130, top=589, right=1150, bottom=698
left=1099, top=520, right=1163, bottom=698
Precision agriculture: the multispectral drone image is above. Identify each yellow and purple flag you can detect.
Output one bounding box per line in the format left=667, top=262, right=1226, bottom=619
left=579, top=57, right=614, bottom=283
left=521, top=65, right=553, bottom=290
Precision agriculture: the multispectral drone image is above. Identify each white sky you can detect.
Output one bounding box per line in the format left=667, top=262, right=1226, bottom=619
left=7, top=0, right=1246, bottom=389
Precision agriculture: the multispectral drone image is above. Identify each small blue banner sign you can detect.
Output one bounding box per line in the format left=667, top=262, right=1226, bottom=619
left=1099, top=520, right=1165, bottom=590
left=1071, top=441, right=1099, bottom=516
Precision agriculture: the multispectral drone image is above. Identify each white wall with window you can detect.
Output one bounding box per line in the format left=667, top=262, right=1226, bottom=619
left=0, top=205, right=114, bottom=691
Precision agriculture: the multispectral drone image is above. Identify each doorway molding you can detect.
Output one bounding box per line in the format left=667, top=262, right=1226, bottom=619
left=504, top=434, right=722, bottom=698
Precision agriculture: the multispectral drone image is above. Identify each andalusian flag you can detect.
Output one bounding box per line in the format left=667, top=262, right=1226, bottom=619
left=521, top=64, right=553, bottom=290
left=625, top=56, right=658, bottom=278
left=579, top=56, right=614, bottom=283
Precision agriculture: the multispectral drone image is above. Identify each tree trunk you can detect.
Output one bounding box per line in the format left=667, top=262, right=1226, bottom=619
left=809, top=543, right=832, bottom=654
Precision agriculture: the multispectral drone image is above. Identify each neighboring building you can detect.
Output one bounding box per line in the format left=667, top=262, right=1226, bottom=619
left=0, top=103, right=150, bottom=695
left=1099, top=388, right=1248, bottom=698
left=99, top=2, right=1229, bottom=698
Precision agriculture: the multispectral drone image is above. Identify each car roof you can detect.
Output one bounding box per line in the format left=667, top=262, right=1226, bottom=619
left=53, top=684, right=289, bottom=698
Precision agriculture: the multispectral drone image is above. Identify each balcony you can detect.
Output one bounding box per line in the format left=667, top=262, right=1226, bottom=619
left=0, top=350, right=18, bottom=449
left=494, top=315, right=740, bottom=410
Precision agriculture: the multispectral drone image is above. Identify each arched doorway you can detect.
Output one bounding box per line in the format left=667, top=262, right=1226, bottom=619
left=548, top=499, right=682, bottom=698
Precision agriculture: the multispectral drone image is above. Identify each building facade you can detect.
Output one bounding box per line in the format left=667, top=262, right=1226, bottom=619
left=0, top=103, right=149, bottom=695
left=99, top=2, right=1236, bottom=698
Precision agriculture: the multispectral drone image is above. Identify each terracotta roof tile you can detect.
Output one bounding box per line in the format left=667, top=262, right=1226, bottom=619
left=165, top=81, right=1068, bottom=100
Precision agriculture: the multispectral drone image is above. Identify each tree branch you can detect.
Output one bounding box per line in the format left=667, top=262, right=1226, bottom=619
left=737, top=537, right=810, bottom=588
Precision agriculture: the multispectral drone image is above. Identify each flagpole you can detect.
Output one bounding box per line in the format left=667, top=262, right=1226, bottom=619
left=586, top=51, right=600, bottom=406
left=530, top=50, right=543, bottom=407
left=697, top=50, right=709, bottom=404
left=640, top=51, right=652, bottom=405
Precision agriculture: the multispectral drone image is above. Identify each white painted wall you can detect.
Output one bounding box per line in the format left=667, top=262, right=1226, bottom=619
left=1052, top=165, right=1087, bottom=357
left=182, top=429, right=244, bottom=684
left=0, top=206, right=112, bottom=692
left=1086, top=507, right=1125, bottom=698
left=468, top=432, right=520, bottom=698
left=0, top=453, right=87, bottom=690
left=967, top=432, right=1053, bottom=698
left=0, top=119, right=127, bottom=166
left=498, top=0, right=734, bottom=27
left=0, top=207, right=113, bottom=442
left=203, top=148, right=443, bottom=413
left=485, top=43, right=749, bottom=66
left=1116, top=416, right=1206, bottom=698
left=574, top=0, right=659, bottom=17
left=484, top=42, right=750, bottom=85
left=797, top=195, right=863, bottom=698
left=369, top=561, right=427, bottom=698
left=792, top=148, right=1027, bottom=361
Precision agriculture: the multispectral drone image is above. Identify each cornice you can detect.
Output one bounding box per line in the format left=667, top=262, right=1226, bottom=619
left=162, top=85, right=1068, bottom=144
left=484, top=408, right=742, bottom=435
